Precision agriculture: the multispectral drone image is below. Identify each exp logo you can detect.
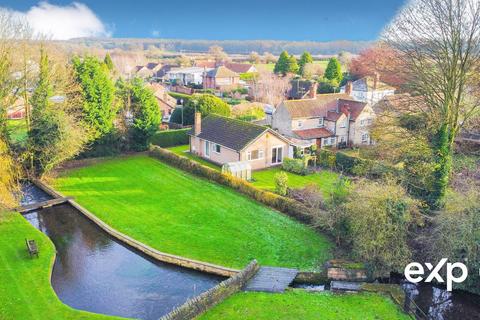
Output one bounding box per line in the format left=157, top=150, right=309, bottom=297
left=404, top=258, right=468, bottom=291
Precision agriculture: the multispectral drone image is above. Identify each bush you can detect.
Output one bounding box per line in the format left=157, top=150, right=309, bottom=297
left=149, top=146, right=313, bottom=224
left=282, top=157, right=309, bottom=175
left=79, top=130, right=126, bottom=158
left=274, top=172, right=288, bottom=196
left=150, top=129, right=190, bottom=148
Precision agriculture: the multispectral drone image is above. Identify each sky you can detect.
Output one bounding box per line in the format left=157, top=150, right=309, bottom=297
left=2, top=0, right=407, bottom=41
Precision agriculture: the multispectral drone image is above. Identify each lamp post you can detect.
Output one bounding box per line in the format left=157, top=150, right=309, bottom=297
left=180, top=98, right=184, bottom=127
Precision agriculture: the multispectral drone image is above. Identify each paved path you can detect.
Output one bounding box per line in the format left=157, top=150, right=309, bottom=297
left=244, top=266, right=298, bottom=293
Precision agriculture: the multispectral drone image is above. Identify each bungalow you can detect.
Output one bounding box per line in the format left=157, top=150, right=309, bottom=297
left=272, top=91, right=375, bottom=149
left=134, top=62, right=163, bottom=79
left=224, top=62, right=257, bottom=74
left=203, top=66, right=240, bottom=90
left=189, top=113, right=291, bottom=170
left=339, top=74, right=395, bottom=104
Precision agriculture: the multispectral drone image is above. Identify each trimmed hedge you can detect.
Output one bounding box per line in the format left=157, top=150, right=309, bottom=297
left=317, top=149, right=401, bottom=179
left=168, top=92, right=192, bottom=103
left=149, top=146, right=314, bottom=223
left=150, top=129, right=190, bottom=148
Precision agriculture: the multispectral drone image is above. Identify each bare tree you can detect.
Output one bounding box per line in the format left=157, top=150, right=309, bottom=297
left=249, top=51, right=261, bottom=64
left=208, top=45, right=228, bottom=63
left=251, top=70, right=292, bottom=106
left=382, top=0, right=480, bottom=208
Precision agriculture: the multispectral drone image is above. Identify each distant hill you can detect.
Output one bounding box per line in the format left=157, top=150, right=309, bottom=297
left=63, top=38, right=373, bottom=55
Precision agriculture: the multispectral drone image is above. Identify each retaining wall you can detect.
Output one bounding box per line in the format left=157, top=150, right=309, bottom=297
left=160, top=260, right=259, bottom=320
left=32, top=179, right=239, bottom=277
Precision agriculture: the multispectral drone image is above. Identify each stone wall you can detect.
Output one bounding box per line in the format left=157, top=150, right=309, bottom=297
left=160, top=260, right=259, bottom=320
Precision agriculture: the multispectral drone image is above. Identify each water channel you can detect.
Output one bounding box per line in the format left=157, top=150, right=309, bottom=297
left=21, top=184, right=223, bottom=320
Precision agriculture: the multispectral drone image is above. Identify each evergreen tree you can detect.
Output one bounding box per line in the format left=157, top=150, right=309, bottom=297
left=129, top=78, right=161, bottom=151
left=170, top=94, right=231, bottom=125
left=325, top=57, right=343, bottom=83
left=288, top=55, right=299, bottom=74
left=72, top=56, right=116, bottom=140
left=30, top=49, right=52, bottom=116
left=298, top=51, right=313, bottom=76
left=104, top=53, right=114, bottom=71
left=274, top=51, right=291, bottom=75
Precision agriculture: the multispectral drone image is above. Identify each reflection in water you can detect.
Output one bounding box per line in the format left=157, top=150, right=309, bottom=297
left=403, top=282, right=480, bottom=320
left=22, top=186, right=223, bottom=320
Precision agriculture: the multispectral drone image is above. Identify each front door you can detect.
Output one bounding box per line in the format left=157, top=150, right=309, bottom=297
left=271, top=146, right=283, bottom=164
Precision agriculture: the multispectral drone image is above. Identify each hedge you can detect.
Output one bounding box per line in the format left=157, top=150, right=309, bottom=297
left=317, top=149, right=401, bottom=179
left=168, top=92, right=193, bottom=103
left=282, top=157, right=310, bottom=175
left=149, top=146, right=314, bottom=224
left=150, top=129, right=190, bottom=148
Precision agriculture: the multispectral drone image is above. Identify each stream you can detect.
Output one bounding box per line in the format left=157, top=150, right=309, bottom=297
left=21, top=184, right=223, bottom=320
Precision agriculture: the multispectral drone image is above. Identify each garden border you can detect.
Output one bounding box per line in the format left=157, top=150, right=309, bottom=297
left=32, top=179, right=240, bottom=277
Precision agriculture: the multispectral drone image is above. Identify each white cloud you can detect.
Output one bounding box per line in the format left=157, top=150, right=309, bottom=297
left=4, top=1, right=110, bottom=40
left=151, top=30, right=160, bottom=37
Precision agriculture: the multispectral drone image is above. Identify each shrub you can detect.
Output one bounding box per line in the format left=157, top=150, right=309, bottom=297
left=149, top=129, right=190, bottom=148
left=149, top=146, right=313, bottom=223
left=317, top=149, right=336, bottom=170
left=274, top=172, right=288, bottom=196
left=282, top=157, right=309, bottom=175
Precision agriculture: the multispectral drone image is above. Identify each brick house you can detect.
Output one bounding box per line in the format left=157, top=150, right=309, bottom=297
left=203, top=66, right=240, bottom=90
left=189, top=113, right=291, bottom=170
left=272, top=90, right=375, bottom=149
left=146, top=83, right=177, bottom=121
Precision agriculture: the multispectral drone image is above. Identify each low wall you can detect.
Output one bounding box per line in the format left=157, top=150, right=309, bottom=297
left=32, top=179, right=239, bottom=277
left=160, top=260, right=259, bottom=320
left=293, top=271, right=328, bottom=285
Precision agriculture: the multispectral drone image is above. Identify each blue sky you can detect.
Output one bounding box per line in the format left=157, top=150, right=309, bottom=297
left=3, top=0, right=406, bottom=41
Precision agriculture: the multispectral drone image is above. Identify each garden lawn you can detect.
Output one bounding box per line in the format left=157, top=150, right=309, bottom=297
left=251, top=167, right=340, bottom=196
left=0, top=211, right=120, bottom=320
left=167, top=145, right=221, bottom=170
left=198, top=290, right=410, bottom=320
left=7, top=119, right=28, bottom=146
left=53, top=155, right=332, bottom=270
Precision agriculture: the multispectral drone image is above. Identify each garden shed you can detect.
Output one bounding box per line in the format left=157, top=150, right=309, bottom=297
left=222, top=161, right=252, bottom=181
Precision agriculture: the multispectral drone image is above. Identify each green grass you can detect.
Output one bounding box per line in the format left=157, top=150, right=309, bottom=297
left=7, top=119, right=28, bottom=146
left=167, top=145, right=340, bottom=195
left=53, top=155, right=332, bottom=270
left=167, top=145, right=221, bottom=170
left=198, top=290, right=410, bottom=320
left=0, top=211, right=120, bottom=320
left=251, top=167, right=340, bottom=196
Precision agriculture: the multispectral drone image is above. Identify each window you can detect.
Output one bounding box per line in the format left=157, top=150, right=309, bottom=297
left=204, top=141, right=210, bottom=157
left=297, top=121, right=303, bottom=128
left=247, top=149, right=264, bottom=161
left=362, top=133, right=369, bottom=143
left=340, top=136, right=345, bottom=143
left=271, top=146, right=283, bottom=164
left=340, top=120, right=346, bottom=128
left=367, top=118, right=372, bottom=125
left=318, top=118, right=324, bottom=127
left=214, top=144, right=221, bottom=153
left=360, top=120, right=365, bottom=126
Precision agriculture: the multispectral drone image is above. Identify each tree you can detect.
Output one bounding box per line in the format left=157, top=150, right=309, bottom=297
left=170, top=94, right=231, bottom=125
left=337, top=51, right=352, bottom=67
left=263, top=52, right=276, bottom=64
left=346, top=179, right=419, bottom=277
left=274, top=172, right=288, bottom=196
left=274, top=50, right=298, bottom=75
left=324, top=57, right=343, bottom=83
left=250, top=70, right=292, bottom=106
left=104, top=53, right=114, bottom=71
left=232, top=103, right=265, bottom=121
left=349, top=44, right=406, bottom=87
left=249, top=51, right=261, bottom=64
left=383, top=0, right=480, bottom=208
left=129, top=78, right=161, bottom=150
left=209, top=45, right=227, bottom=63
left=72, top=56, right=117, bottom=140
left=29, top=49, right=86, bottom=175
left=298, top=51, right=313, bottom=76
left=0, top=137, right=17, bottom=209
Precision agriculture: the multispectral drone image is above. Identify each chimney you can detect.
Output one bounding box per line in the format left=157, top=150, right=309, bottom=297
left=373, top=72, right=379, bottom=90
left=308, top=82, right=318, bottom=99
left=194, top=112, right=202, bottom=135
left=345, top=81, right=353, bottom=96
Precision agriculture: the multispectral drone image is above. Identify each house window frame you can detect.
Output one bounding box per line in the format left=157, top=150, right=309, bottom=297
left=271, top=145, right=284, bottom=164
left=361, top=133, right=369, bottom=143
left=214, top=143, right=221, bottom=154
left=318, top=117, right=324, bottom=127
left=204, top=141, right=211, bottom=157
left=297, top=120, right=303, bottom=128
left=247, top=149, right=264, bottom=161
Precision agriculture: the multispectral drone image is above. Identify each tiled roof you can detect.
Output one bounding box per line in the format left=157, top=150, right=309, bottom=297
left=224, top=62, right=254, bottom=73
left=337, top=99, right=368, bottom=120
left=206, top=66, right=238, bottom=78
left=293, top=128, right=334, bottom=139
left=282, top=93, right=354, bottom=119
left=190, top=114, right=268, bottom=151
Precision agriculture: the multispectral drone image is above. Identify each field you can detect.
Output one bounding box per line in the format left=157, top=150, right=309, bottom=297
left=53, top=155, right=332, bottom=270
left=0, top=211, right=119, bottom=320
left=7, top=119, right=28, bottom=146
left=198, top=291, right=410, bottom=320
